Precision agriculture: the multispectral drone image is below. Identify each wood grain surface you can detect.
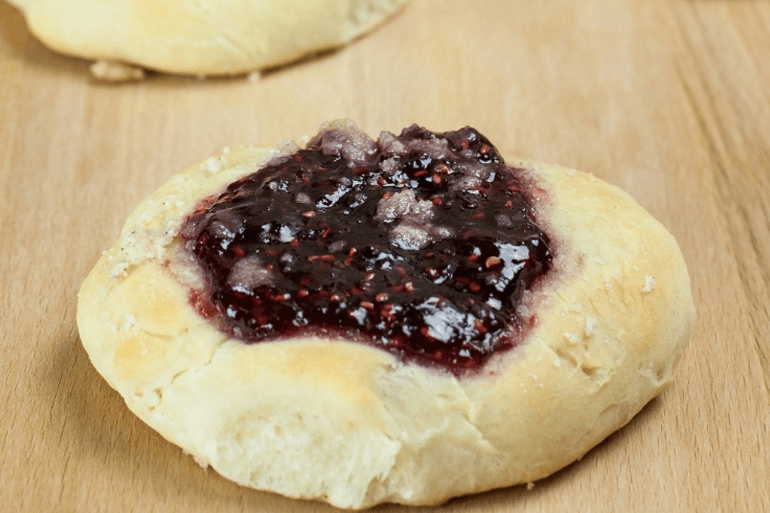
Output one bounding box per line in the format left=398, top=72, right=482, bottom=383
left=1, top=0, right=769, bottom=511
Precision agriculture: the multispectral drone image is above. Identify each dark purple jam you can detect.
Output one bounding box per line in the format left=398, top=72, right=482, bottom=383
left=180, top=122, right=551, bottom=372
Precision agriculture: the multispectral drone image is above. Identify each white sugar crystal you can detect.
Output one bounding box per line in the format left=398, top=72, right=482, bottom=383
left=376, top=189, right=433, bottom=224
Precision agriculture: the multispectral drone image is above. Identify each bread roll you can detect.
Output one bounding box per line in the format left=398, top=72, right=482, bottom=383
left=8, top=0, right=409, bottom=79
left=77, top=120, right=694, bottom=508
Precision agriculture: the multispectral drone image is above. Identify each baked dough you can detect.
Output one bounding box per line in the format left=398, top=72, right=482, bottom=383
left=77, top=121, right=695, bottom=509
left=7, top=0, right=409, bottom=78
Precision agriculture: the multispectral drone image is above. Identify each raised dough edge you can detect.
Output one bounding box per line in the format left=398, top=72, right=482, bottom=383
left=76, top=132, right=695, bottom=509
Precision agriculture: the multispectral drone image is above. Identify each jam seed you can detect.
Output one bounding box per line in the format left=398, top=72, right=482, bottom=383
left=296, top=288, right=309, bottom=298
left=419, top=326, right=437, bottom=342
left=321, top=228, right=333, bottom=238
left=233, top=247, right=246, bottom=258
left=485, top=256, right=502, bottom=268
left=432, top=173, right=444, bottom=185
left=361, top=301, right=375, bottom=310
left=432, top=196, right=443, bottom=205
left=474, top=319, right=488, bottom=334
left=302, top=210, right=316, bottom=218
left=469, top=282, right=482, bottom=292
left=382, top=192, right=394, bottom=200
left=405, top=282, right=415, bottom=292
left=375, top=293, right=389, bottom=302
left=435, top=163, right=450, bottom=174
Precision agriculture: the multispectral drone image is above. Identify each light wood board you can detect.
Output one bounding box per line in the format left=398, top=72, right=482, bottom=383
left=1, top=0, right=769, bottom=511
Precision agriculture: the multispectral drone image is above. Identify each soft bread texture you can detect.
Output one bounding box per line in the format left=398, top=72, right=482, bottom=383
left=7, top=0, right=409, bottom=78
left=77, top=127, right=695, bottom=509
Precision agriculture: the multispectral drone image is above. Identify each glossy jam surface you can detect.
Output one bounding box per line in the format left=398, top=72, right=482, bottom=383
left=181, top=122, right=551, bottom=372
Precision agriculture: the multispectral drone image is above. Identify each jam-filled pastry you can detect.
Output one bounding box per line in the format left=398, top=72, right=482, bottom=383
left=7, top=0, right=409, bottom=80
left=77, top=120, right=694, bottom=509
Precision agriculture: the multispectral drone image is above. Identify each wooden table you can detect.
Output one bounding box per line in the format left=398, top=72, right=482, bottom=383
left=1, top=0, right=768, bottom=511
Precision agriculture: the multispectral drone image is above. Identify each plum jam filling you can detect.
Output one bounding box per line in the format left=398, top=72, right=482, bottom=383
left=180, top=123, right=551, bottom=372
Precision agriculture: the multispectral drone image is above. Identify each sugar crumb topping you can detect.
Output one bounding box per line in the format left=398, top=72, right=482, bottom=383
left=585, top=317, right=597, bottom=336
left=122, top=313, right=137, bottom=331
left=109, top=219, right=181, bottom=278
left=204, top=157, right=222, bottom=174
left=642, top=275, right=656, bottom=293
left=565, top=332, right=581, bottom=344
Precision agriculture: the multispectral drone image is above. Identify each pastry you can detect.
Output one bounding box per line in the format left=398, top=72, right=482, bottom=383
left=77, top=120, right=695, bottom=508
left=7, top=0, right=409, bottom=80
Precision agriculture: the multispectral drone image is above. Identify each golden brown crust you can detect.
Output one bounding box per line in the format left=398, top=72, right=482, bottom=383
left=8, top=0, right=409, bottom=76
left=77, top=127, right=694, bottom=509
